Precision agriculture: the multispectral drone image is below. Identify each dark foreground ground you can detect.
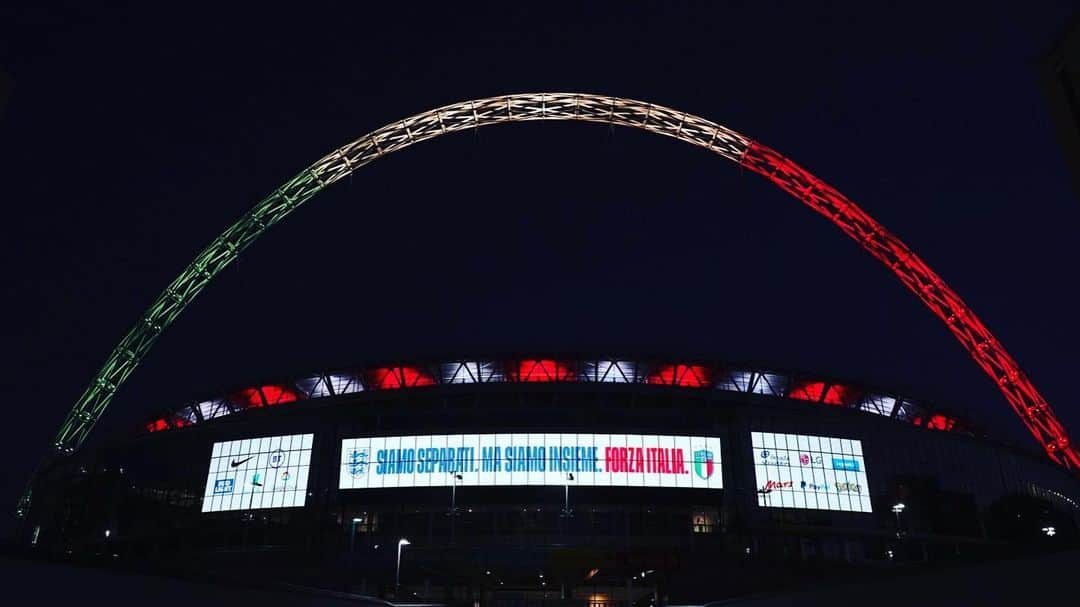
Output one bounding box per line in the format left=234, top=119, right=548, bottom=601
left=713, top=549, right=1078, bottom=606
left=1, top=549, right=1076, bottom=606
left=0, top=553, right=375, bottom=606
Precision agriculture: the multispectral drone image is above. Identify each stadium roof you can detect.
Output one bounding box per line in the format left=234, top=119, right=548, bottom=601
left=141, top=356, right=977, bottom=438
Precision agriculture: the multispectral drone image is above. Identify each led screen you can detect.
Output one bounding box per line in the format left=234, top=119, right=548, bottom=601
left=202, top=433, right=313, bottom=512
left=751, top=431, right=872, bottom=512
left=340, top=433, right=723, bottom=489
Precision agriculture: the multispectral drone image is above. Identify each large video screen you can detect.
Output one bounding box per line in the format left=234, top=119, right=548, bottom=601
left=340, top=433, right=723, bottom=490
left=202, top=433, right=313, bottom=512
left=751, top=431, right=872, bottom=513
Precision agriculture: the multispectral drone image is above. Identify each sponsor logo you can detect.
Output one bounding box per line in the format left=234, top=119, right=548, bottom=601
left=280, top=470, right=291, bottom=484
left=799, top=453, right=823, bottom=466
left=761, top=479, right=793, bottom=492
left=348, top=448, right=370, bottom=478
left=269, top=449, right=287, bottom=469
left=213, top=478, right=235, bottom=494
left=251, top=472, right=263, bottom=488
left=759, top=450, right=790, bottom=466
left=230, top=456, right=254, bottom=468
left=800, top=480, right=831, bottom=491
left=831, top=457, right=860, bottom=472
left=836, top=482, right=862, bottom=494
left=693, top=449, right=716, bottom=480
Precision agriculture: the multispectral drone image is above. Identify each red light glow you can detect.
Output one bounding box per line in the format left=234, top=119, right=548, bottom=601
left=920, top=414, right=957, bottom=431
left=231, top=385, right=298, bottom=409
left=648, top=364, right=709, bottom=388
left=518, top=359, right=572, bottom=382
left=823, top=384, right=859, bottom=406
left=370, top=366, right=435, bottom=390
left=236, top=388, right=265, bottom=408
left=146, top=418, right=168, bottom=433
left=260, top=385, right=299, bottom=406
left=788, top=381, right=857, bottom=406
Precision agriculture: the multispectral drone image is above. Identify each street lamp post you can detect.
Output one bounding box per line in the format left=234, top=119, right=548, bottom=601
left=350, top=517, right=363, bottom=553
left=450, top=473, right=463, bottom=515
left=449, top=473, right=463, bottom=542
left=562, top=473, right=574, bottom=518
left=892, top=502, right=906, bottom=538
left=396, top=538, right=411, bottom=592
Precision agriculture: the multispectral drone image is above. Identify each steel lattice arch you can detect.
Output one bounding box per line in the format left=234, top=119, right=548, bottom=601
left=20, top=92, right=1079, bottom=517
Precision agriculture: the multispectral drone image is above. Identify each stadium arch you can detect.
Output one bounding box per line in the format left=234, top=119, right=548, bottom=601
left=20, top=93, right=1077, bottom=516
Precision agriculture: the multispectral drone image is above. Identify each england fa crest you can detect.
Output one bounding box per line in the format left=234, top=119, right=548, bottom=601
left=348, top=448, right=369, bottom=477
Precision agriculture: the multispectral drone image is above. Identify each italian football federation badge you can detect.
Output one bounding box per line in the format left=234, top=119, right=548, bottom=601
left=693, top=449, right=715, bottom=480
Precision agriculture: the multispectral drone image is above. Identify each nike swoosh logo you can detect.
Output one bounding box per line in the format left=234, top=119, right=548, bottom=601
left=230, top=456, right=254, bottom=467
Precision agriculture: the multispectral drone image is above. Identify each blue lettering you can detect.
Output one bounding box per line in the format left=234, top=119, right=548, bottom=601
left=831, top=458, right=860, bottom=472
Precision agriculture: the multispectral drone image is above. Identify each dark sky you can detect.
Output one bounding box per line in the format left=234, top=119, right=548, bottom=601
left=2, top=2, right=1079, bottom=529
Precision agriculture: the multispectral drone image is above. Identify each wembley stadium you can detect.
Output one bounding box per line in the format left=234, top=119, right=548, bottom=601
left=14, top=93, right=1080, bottom=603
left=21, top=355, right=1080, bottom=603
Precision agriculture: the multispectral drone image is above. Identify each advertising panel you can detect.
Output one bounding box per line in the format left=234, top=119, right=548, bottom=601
left=339, top=433, right=723, bottom=490
left=202, top=433, right=313, bottom=512
left=751, top=431, right=872, bottom=512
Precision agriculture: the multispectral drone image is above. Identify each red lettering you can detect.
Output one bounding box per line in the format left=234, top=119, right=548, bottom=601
left=659, top=448, right=669, bottom=473
left=604, top=447, right=612, bottom=472
left=634, top=448, right=644, bottom=473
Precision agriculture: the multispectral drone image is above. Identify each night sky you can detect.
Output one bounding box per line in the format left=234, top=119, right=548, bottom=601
left=3, top=2, right=1079, bottom=533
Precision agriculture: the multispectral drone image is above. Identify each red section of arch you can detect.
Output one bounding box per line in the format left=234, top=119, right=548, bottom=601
left=740, top=141, right=1080, bottom=468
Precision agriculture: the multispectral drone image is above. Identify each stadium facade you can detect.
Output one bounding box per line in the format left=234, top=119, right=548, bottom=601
left=24, top=356, right=1080, bottom=603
